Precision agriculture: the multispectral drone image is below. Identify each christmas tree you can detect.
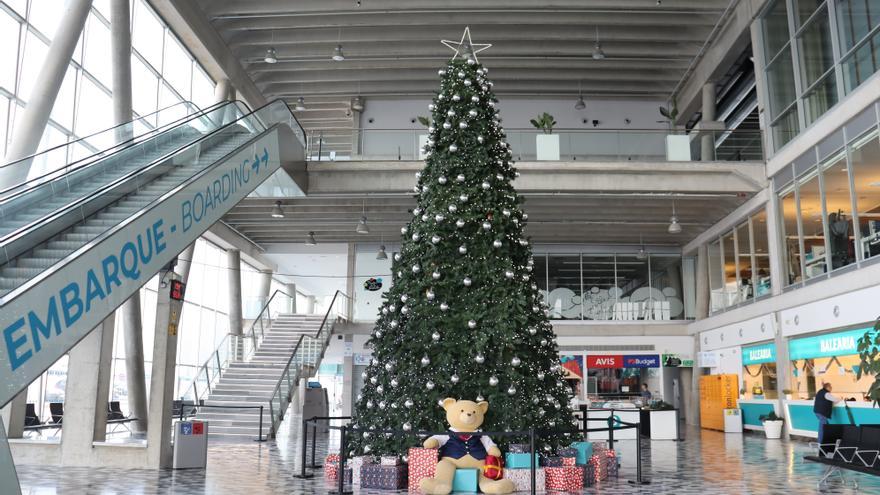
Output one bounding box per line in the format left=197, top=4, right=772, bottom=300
left=350, top=28, right=573, bottom=457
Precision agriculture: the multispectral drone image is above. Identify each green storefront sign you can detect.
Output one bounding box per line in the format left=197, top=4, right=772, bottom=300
left=662, top=353, right=694, bottom=367
left=788, top=327, right=873, bottom=360
left=742, top=342, right=776, bottom=365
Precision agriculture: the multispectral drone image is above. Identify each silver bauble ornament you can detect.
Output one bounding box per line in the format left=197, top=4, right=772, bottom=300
left=502, top=208, right=511, bottom=217
left=421, top=356, right=431, bottom=366
left=459, top=121, right=468, bottom=129
left=366, top=400, right=373, bottom=408
left=435, top=214, right=445, bottom=222
left=523, top=213, right=529, bottom=220
left=426, top=289, right=435, bottom=300
left=469, top=109, right=478, bottom=117
left=458, top=245, right=467, bottom=254
left=394, top=252, right=402, bottom=261
left=391, top=379, right=399, bottom=387
left=438, top=69, right=446, bottom=75
left=442, top=121, right=452, bottom=130
left=505, top=270, right=514, bottom=279
left=428, top=103, right=435, bottom=111
left=482, top=222, right=492, bottom=230
left=404, top=399, right=414, bottom=408
left=459, top=194, right=468, bottom=202
left=540, top=339, right=548, bottom=346
left=400, top=228, right=407, bottom=236
left=412, top=264, right=421, bottom=273
left=529, top=327, right=537, bottom=335
left=449, top=144, right=458, bottom=152
left=511, top=356, right=521, bottom=367
left=456, top=174, right=465, bottom=182
left=493, top=240, right=503, bottom=248
left=448, top=204, right=458, bottom=213
left=464, top=79, right=472, bottom=86
left=431, top=235, right=441, bottom=244
left=375, top=330, right=382, bottom=338
left=451, top=374, right=460, bottom=384
left=432, top=271, right=441, bottom=280
left=489, top=376, right=499, bottom=386
left=361, top=371, right=368, bottom=379
left=468, top=319, right=477, bottom=329
left=438, top=175, right=447, bottom=184
left=457, top=71, right=465, bottom=78
left=472, top=95, right=480, bottom=102
left=507, top=386, right=517, bottom=395
left=432, top=332, right=441, bottom=341
left=456, top=219, right=465, bottom=228
left=390, top=320, right=398, bottom=328
left=426, top=380, right=435, bottom=390
left=463, top=277, right=472, bottom=286
left=477, top=136, right=484, bottom=143
left=389, top=304, right=396, bottom=313
left=370, top=377, right=377, bottom=384
left=537, top=371, right=545, bottom=380
left=476, top=394, right=485, bottom=402
left=452, top=94, right=461, bottom=101
left=376, top=385, right=384, bottom=394
left=412, top=233, right=420, bottom=241
left=401, top=294, right=409, bottom=302
left=447, top=109, right=455, bottom=117
left=482, top=181, right=491, bottom=190
left=403, top=422, right=412, bottom=431
left=385, top=362, right=393, bottom=371
left=440, top=302, right=449, bottom=311
left=379, top=401, right=386, bottom=409
left=475, top=353, right=485, bottom=364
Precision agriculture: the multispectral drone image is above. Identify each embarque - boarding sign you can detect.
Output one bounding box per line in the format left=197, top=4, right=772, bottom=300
left=0, top=128, right=282, bottom=407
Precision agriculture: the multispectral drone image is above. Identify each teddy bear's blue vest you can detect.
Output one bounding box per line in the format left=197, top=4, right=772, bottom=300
left=440, top=431, right=488, bottom=460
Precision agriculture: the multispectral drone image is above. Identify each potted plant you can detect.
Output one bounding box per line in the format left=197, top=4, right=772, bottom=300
left=759, top=411, right=784, bottom=439
left=782, top=389, right=793, bottom=400
left=659, top=100, right=690, bottom=161
left=530, top=113, right=559, bottom=160
left=416, top=116, right=431, bottom=160
left=857, top=317, right=880, bottom=406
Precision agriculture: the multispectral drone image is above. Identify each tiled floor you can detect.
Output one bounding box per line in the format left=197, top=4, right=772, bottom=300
left=16, top=417, right=880, bottom=494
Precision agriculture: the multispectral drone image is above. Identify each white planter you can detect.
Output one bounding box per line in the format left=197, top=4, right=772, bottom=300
left=418, top=134, right=428, bottom=160
left=536, top=133, right=560, bottom=161
left=763, top=420, right=784, bottom=439
left=785, top=394, right=792, bottom=401
left=665, top=134, right=691, bottom=161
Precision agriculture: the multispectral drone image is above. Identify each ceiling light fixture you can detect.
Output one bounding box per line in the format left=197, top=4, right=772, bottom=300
left=351, top=95, right=364, bottom=112
left=668, top=200, right=682, bottom=234
left=295, top=96, right=306, bottom=111
left=264, top=47, right=278, bottom=64
left=332, top=44, right=345, bottom=61
left=637, top=234, right=648, bottom=260
left=376, top=244, right=388, bottom=260
left=306, top=231, right=317, bottom=246
left=575, top=81, right=585, bottom=110
left=271, top=200, right=285, bottom=218
left=356, top=201, right=370, bottom=234
left=592, top=26, right=606, bottom=60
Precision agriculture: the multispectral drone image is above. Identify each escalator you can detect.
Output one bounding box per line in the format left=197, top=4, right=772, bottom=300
left=0, top=99, right=305, bottom=409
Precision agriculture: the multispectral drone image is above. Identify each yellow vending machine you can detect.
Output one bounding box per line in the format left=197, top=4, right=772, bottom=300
left=699, top=374, right=739, bottom=431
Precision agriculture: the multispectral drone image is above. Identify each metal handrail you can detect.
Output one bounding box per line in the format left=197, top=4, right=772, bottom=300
left=241, top=289, right=297, bottom=361
left=0, top=100, right=230, bottom=200
left=267, top=290, right=351, bottom=437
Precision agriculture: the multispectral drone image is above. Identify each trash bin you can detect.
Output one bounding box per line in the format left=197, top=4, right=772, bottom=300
left=303, top=387, right=329, bottom=433
left=173, top=420, right=208, bottom=469
left=723, top=409, right=743, bottom=433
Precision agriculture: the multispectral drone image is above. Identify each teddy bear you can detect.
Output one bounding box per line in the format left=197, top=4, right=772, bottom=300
left=419, top=398, right=515, bottom=495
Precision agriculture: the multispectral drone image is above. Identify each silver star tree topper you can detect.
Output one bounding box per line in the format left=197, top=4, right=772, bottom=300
left=441, top=26, right=492, bottom=63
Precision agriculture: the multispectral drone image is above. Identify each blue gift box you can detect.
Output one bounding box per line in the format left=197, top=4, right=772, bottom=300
left=570, top=441, right=593, bottom=465
left=505, top=452, right=539, bottom=469
left=452, top=468, right=479, bottom=492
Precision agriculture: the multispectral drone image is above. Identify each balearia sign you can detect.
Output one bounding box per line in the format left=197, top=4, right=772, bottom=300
left=788, top=327, right=870, bottom=361
left=742, top=343, right=776, bottom=365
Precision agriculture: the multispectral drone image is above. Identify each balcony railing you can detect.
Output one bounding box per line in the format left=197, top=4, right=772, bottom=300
left=307, top=127, right=764, bottom=163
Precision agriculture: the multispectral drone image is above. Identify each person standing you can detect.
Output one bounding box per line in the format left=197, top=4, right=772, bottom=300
left=814, top=383, right=841, bottom=445
left=640, top=383, right=653, bottom=401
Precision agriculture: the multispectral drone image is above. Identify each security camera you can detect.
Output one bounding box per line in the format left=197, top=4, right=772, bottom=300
left=624, top=118, right=631, bottom=125
left=368, top=118, right=375, bottom=124
left=592, top=120, right=599, bottom=127
left=582, top=118, right=588, bottom=124
left=410, top=118, right=416, bottom=123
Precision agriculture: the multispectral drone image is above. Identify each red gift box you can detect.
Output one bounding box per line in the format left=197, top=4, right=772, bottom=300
left=408, top=447, right=438, bottom=490
left=588, top=450, right=617, bottom=482
left=545, top=466, right=583, bottom=492
left=324, top=453, right=342, bottom=480
left=561, top=456, right=576, bottom=466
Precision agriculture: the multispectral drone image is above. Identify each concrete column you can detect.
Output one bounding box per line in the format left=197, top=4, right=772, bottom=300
left=0, top=0, right=93, bottom=186
left=258, top=269, right=273, bottom=310
left=351, top=109, right=362, bottom=157
left=285, top=283, right=298, bottom=313
left=60, top=316, right=115, bottom=464
left=0, top=391, right=27, bottom=439
left=700, top=82, right=716, bottom=161
left=765, top=188, right=786, bottom=296
left=342, top=334, right=354, bottom=417
left=145, top=272, right=184, bottom=468
left=306, top=296, right=316, bottom=314
left=176, top=243, right=197, bottom=284
left=773, top=312, right=791, bottom=438
left=227, top=249, right=244, bottom=361
left=694, top=243, right=710, bottom=319
left=346, top=243, right=356, bottom=319
left=213, top=79, right=232, bottom=105
left=110, top=0, right=147, bottom=435
left=688, top=335, right=702, bottom=427
left=0, top=416, right=21, bottom=495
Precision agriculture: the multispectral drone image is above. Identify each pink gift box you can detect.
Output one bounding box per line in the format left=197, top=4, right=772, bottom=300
left=503, top=468, right=545, bottom=492
left=545, top=466, right=584, bottom=492
left=408, top=447, right=438, bottom=490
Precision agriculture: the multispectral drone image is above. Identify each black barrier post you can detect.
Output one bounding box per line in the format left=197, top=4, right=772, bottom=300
left=255, top=405, right=266, bottom=442
left=607, top=414, right=614, bottom=446
left=293, top=418, right=314, bottom=479
left=310, top=421, right=322, bottom=468
left=628, top=422, right=651, bottom=486
left=529, top=428, right=536, bottom=495
left=334, top=424, right=352, bottom=494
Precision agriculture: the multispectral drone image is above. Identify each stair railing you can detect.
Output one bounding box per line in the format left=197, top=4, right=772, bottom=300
left=267, top=290, right=351, bottom=437
left=179, top=289, right=296, bottom=406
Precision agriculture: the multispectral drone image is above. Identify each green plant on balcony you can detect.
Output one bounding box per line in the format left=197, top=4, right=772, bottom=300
left=529, top=113, right=556, bottom=134
left=856, top=317, right=880, bottom=406
left=416, top=116, right=431, bottom=127
left=659, top=100, right=679, bottom=124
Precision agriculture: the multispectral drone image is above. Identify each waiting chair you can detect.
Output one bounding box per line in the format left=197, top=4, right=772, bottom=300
left=854, top=426, right=880, bottom=467
left=810, top=424, right=844, bottom=457
left=24, top=403, right=41, bottom=427
left=108, top=401, right=125, bottom=420
left=49, top=402, right=64, bottom=425
left=833, top=425, right=861, bottom=463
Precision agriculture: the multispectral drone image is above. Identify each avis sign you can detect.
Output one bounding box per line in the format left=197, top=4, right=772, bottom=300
left=0, top=129, right=282, bottom=407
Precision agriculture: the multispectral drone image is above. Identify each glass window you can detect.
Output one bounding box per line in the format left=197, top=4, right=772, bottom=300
left=0, top=96, right=8, bottom=156
left=162, top=34, right=192, bottom=99
left=797, top=0, right=826, bottom=25
left=751, top=210, right=773, bottom=296
left=780, top=188, right=804, bottom=284
left=803, top=72, right=838, bottom=125
left=5, top=0, right=26, bottom=16
left=736, top=222, right=754, bottom=301
left=158, top=83, right=183, bottom=125
left=822, top=152, right=857, bottom=269
left=836, top=0, right=880, bottom=54
left=76, top=77, right=113, bottom=148
left=132, top=0, right=164, bottom=71
left=0, top=11, right=20, bottom=92
left=29, top=0, right=64, bottom=39
left=18, top=31, right=48, bottom=103
left=131, top=54, right=159, bottom=120
left=722, top=231, right=739, bottom=305
left=533, top=254, right=548, bottom=304
left=708, top=239, right=725, bottom=312
left=615, top=255, right=650, bottom=320
left=82, top=13, right=112, bottom=86
left=799, top=171, right=828, bottom=278
left=766, top=47, right=798, bottom=120
left=772, top=106, right=800, bottom=148
left=841, top=30, right=880, bottom=93
left=50, top=65, right=77, bottom=132
left=191, top=67, right=214, bottom=110
left=581, top=255, right=615, bottom=320
left=764, top=0, right=792, bottom=59
left=546, top=255, right=581, bottom=319
left=850, top=131, right=880, bottom=260
left=648, top=255, right=684, bottom=320
left=798, top=6, right=834, bottom=88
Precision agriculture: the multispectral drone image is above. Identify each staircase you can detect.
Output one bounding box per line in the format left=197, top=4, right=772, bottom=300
left=193, top=314, right=328, bottom=440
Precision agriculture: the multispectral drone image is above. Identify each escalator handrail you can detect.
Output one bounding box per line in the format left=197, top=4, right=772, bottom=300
left=0, top=100, right=294, bottom=262
left=1, top=100, right=201, bottom=169
left=0, top=100, right=234, bottom=199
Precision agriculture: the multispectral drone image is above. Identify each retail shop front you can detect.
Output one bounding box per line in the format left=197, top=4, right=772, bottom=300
left=738, top=342, right=780, bottom=431
left=785, top=327, right=880, bottom=437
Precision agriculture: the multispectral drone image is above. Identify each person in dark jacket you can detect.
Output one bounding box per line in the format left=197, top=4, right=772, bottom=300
left=814, top=382, right=840, bottom=445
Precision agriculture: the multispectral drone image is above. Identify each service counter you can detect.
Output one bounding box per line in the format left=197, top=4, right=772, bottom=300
left=638, top=409, right=680, bottom=440
left=784, top=400, right=880, bottom=438
left=737, top=399, right=779, bottom=431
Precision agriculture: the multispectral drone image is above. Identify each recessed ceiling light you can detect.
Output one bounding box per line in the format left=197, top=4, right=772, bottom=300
left=332, top=44, right=345, bottom=61
left=295, top=96, right=306, bottom=111
left=306, top=231, right=317, bottom=246
left=264, top=47, right=278, bottom=64
left=271, top=200, right=284, bottom=218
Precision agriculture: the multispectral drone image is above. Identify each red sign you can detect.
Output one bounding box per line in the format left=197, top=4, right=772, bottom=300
left=192, top=421, right=204, bottom=435
left=586, top=355, right=622, bottom=368
left=170, top=280, right=186, bottom=301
